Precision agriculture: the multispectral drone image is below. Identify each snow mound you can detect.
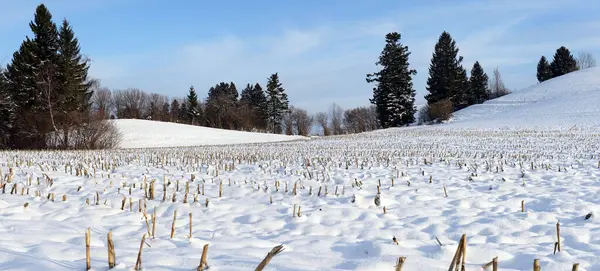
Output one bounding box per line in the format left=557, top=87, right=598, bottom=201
left=113, top=119, right=305, bottom=148
left=447, top=67, right=600, bottom=129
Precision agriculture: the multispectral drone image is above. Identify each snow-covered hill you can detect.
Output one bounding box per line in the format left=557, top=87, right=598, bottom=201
left=447, top=67, right=600, bottom=129
left=114, top=119, right=306, bottom=148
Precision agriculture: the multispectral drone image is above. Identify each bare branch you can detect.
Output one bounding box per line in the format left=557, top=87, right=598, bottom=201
left=576, top=52, right=596, bottom=70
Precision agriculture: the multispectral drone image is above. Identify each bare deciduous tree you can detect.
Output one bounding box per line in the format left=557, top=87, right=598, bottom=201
left=428, top=99, right=453, bottom=122
left=293, top=108, right=313, bottom=136
left=113, top=88, right=149, bottom=119
left=329, top=103, right=344, bottom=135
left=148, top=93, right=169, bottom=120
left=70, top=114, right=122, bottom=149
left=282, top=106, right=295, bottom=135
left=315, top=112, right=330, bottom=136
left=417, top=105, right=431, bottom=125
left=92, top=87, right=114, bottom=119
left=343, top=106, right=379, bottom=133
left=365, top=106, right=379, bottom=131
left=489, top=67, right=511, bottom=99
left=576, top=52, right=596, bottom=70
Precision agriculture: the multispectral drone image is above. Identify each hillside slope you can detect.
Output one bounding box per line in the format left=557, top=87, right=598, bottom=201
left=447, top=67, right=600, bottom=129
left=114, top=119, right=305, bottom=148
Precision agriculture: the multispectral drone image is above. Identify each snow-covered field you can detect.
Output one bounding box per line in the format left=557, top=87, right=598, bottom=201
left=114, top=119, right=306, bottom=149
left=1, top=69, right=600, bottom=271
left=448, top=67, right=600, bottom=129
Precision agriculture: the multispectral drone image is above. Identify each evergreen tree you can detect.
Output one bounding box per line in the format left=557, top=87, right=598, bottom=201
left=205, top=83, right=226, bottom=128
left=0, top=69, right=12, bottom=148
left=265, top=73, right=289, bottom=133
left=5, top=40, right=37, bottom=148
left=170, top=99, right=180, bottom=122
left=161, top=102, right=170, bottom=121
left=454, top=67, right=470, bottom=110
left=56, top=18, right=92, bottom=147
left=468, top=61, right=489, bottom=105
left=251, top=83, right=268, bottom=129
left=5, top=4, right=60, bottom=149
left=205, top=82, right=238, bottom=129
left=366, top=32, right=417, bottom=127
left=550, top=46, right=578, bottom=78
left=31, top=4, right=60, bottom=143
left=227, top=82, right=238, bottom=100
left=425, top=31, right=469, bottom=111
left=186, top=85, right=200, bottom=125
left=536, top=56, right=552, bottom=83
left=179, top=102, right=188, bottom=124
left=240, top=83, right=268, bottom=130
left=148, top=102, right=158, bottom=120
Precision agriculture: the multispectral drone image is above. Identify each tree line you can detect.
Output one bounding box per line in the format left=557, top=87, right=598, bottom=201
left=366, top=31, right=512, bottom=128
left=367, top=31, right=596, bottom=128
left=93, top=81, right=380, bottom=137
left=96, top=73, right=290, bottom=135
left=2, top=4, right=597, bottom=150
left=536, top=47, right=595, bottom=83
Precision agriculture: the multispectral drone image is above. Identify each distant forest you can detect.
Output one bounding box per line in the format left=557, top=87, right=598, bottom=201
left=0, top=4, right=594, bottom=149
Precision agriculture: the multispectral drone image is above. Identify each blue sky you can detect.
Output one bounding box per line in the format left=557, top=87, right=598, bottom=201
left=1, top=0, right=599, bottom=113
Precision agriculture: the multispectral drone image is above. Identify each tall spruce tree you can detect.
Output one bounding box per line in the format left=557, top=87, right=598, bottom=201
left=5, top=4, right=60, bottom=149
left=0, top=69, right=12, bottom=148
left=5, top=40, right=36, bottom=148
left=252, top=83, right=268, bottom=129
left=265, top=73, right=289, bottom=133
left=536, top=56, right=552, bottom=83
left=56, top=19, right=92, bottom=147
left=550, top=46, right=578, bottom=78
left=468, top=61, right=489, bottom=105
left=186, top=85, right=200, bottom=125
left=425, top=31, right=469, bottom=111
left=366, top=32, right=417, bottom=127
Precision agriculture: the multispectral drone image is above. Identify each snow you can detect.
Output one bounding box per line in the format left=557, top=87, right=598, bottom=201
left=1, top=70, right=600, bottom=270
left=447, top=67, right=600, bottom=129
left=113, top=119, right=306, bottom=148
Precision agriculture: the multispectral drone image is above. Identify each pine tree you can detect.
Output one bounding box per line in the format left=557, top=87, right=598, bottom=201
left=225, top=82, right=239, bottom=129
left=5, top=4, right=60, bottom=149
left=240, top=83, right=268, bottom=130
left=179, top=102, right=188, bottom=124
left=186, top=86, right=200, bottom=125
left=468, top=61, right=489, bottom=105
left=31, top=4, right=61, bottom=144
left=366, top=32, right=417, bottom=128
left=265, top=73, right=289, bottom=133
left=536, top=56, right=552, bottom=83
left=148, top=102, right=158, bottom=120
left=252, top=83, right=268, bottom=129
left=5, top=40, right=37, bottom=148
left=170, top=99, right=180, bottom=122
left=0, top=69, right=12, bottom=148
left=56, top=18, right=92, bottom=147
left=425, top=31, right=469, bottom=111
left=454, top=67, right=470, bottom=110
left=550, top=46, right=578, bottom=78
left=161, top=102, right=170, bottom=121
